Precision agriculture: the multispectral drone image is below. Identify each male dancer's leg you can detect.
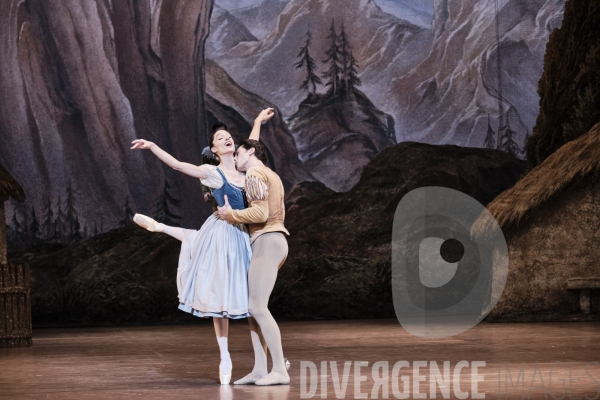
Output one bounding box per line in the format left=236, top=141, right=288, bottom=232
left=247, top=317, right=269, bottom=376
left=249, top=232, right=289, bottom=385
left=233, top=232, right=287, bottom=385
left=233, top=317, right=268, bottom=384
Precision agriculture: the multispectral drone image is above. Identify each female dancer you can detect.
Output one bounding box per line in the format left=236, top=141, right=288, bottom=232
left=130, top=108, right=275, bottom=384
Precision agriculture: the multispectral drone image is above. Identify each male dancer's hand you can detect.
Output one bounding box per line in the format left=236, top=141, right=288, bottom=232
left=256, top=108, right=275, bottom=125
left=217, top=195, right=233, bottom=220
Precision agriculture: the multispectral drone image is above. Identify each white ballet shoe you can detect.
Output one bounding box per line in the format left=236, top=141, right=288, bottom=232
left=233, top=372, right=266, bottom=385
left=285, top=358, right=290, bottom=370
left=133, top=213, right=162, bottom=232
left=220, top=367, right=232, bottom=385
left=254, top=371, right=290, bottom=386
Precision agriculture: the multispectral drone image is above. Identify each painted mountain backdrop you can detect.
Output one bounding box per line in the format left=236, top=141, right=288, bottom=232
left=209, top=0, right=565, bottom=151
left=1, top=0, right=566, bottom=247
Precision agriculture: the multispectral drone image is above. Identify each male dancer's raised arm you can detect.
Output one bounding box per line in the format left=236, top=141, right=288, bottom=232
left=248, top=107, right=275, bottom=141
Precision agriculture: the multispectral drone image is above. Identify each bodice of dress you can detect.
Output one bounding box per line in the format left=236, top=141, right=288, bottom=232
left=202, top=166, right=246, bottom=210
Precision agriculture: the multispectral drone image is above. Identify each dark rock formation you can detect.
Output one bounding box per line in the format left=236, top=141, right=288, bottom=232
left=526, top=0, right=600, bottom=169
left=271, top=142, right=527, bottom=319
left=205, top=59, right=312, bottom=190
left=10, top=142, right=526, bottom=325
left=285, top=180, right=335, bottom=214
left=288, top=89, right=396, bottom=192
left=10, top=226, right=186, bottom=326
left=0, top=0, right=214, bottom=230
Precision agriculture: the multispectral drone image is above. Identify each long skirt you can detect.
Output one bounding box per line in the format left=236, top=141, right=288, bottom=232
left=177, top=212, right=252, bottom=319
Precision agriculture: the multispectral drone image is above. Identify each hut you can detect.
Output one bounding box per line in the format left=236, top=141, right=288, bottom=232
left=0, top=163, right=31, bottom=347
left=0, top=163, right=25, bottom=264
left=473, top=122, right=600, bottom=321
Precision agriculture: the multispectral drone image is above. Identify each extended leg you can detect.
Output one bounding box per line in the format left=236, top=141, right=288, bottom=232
left=133, top=213, right=184, bottom=241
left=160, top=224, right=184, bottom=241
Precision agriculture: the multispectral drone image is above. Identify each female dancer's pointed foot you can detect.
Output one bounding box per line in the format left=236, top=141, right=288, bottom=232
left=133, top=214, right=163, bottom=232
left=219, top=356, right=232, bottom=385
left=220, top=367, right=232, bottom=385
left=233, top=371, right=266, bottom=385
left=255, top=370, right=290, bottom=386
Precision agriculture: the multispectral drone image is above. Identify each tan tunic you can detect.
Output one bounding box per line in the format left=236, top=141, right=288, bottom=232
left=226, top=165, right=290, bottom=244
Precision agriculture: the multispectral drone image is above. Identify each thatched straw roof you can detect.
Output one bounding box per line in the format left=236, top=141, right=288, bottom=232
left=0, top=163, right=25, bottom=202
left=472, top=122, right=600, bottom=238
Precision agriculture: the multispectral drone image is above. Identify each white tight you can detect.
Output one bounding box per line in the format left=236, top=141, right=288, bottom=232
left=246, top=232, right=288, bottom=375
left=158, top=223, right=184, bottom=241
left=159, top=222, right=231, bottom=370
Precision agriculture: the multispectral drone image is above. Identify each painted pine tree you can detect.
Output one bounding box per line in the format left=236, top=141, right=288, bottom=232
left=28, top=205, right=40, bottom=244
left=338, top=21, right=351, bottom=90
left=64, top=181, right=80, bottom=241
left=119, top=197, right=136, bottom=227
left=500, top=119, right=522, bottom=157
left=483, top=115, right=496, bottom=149
left=54, top=194, right=66, bottom=243
left=322, top=19, right=342, bottom=95
left=295, top=26, right=322, bottom=93
left=68, top=215, right=83, bottom=243
left=42, top=197, right=56, bottom=241
left=119, top=196, right=135, bottom=228
left=347, top=50, right=361, bottom=91
left=153, top=179, right=182, bottom=224
left=522, top=129, right=531, bottom=159
left=7, top=209, right=22, bottom=247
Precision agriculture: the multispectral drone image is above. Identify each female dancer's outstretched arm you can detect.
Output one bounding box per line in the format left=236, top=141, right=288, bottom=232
left=248, top=108, right=275, bottom=141
left=130, top=139, right=209, bottom=241
left=131, top=139, right=209, bottom=179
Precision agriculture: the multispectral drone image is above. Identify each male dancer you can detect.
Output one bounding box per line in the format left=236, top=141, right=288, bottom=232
left=217, top=134, right=290, bottom=386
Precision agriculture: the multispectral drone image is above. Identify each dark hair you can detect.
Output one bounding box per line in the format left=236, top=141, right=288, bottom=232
left=209, top=122, right=230, bottom=160
left=239, top=139, right=268, bottom=164
left=212, top=122, right=228, bottom=134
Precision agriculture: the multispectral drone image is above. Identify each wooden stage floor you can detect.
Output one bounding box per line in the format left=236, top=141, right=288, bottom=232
left=1, top=319, right=599, bottom=399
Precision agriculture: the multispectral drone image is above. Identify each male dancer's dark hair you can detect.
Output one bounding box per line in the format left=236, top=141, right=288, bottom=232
left=238, top=139, right=268, bottom=164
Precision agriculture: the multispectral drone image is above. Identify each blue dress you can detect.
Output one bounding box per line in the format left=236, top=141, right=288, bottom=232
left=176, top=166, right=251, bottom=319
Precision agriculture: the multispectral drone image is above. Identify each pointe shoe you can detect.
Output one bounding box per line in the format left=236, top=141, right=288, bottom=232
left=285, top=358, right=290, bottom=370
left=220, top=367, right=232, bottom=385
left=133, top=214, right=162, bottom=232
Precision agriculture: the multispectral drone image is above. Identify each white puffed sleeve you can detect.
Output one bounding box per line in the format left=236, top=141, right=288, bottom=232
left=199, top=165, right=224, bottom=189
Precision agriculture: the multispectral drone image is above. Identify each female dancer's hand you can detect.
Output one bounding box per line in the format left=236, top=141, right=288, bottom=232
left=131, top=139, right=154, bottom=150
left=130, top=139, right=209, bottom=179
